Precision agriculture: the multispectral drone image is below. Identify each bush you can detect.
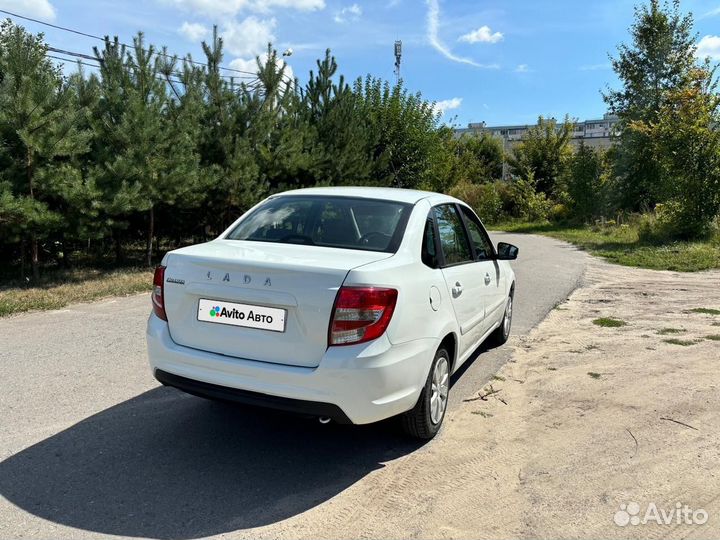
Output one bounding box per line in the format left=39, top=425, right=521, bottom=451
left=449, top=180, right=503, bottom=224
left=508, top=175, right=552, bottom=222
left=564, top=143, right=608, bottom=221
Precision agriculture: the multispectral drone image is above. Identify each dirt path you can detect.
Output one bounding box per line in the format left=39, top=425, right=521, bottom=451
left=243, top=258, right=720, bottom=539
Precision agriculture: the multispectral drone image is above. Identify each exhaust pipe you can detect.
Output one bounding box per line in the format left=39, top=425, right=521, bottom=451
left=318, top=416, right=331, bottom=424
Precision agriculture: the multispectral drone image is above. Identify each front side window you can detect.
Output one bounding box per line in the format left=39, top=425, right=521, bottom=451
left=459, top=206, right=494, bottom=260
left=433, top=204, right=473, bottom=265
left=226, top=196, right=412, bottom=253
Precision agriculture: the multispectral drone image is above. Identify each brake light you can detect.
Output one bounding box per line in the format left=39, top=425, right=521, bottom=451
left=329, top=287, right=398, bottom=346
left=152, top=265, right=167, bottom=321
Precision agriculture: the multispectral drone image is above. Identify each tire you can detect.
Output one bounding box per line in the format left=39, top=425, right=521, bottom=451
left=488, top=291, right=514, bottom=347
left=401, top=347, right=450, bottom=439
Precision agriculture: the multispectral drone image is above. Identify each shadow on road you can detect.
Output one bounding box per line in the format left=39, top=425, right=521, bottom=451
left=0, top=388, right=423, bottom=539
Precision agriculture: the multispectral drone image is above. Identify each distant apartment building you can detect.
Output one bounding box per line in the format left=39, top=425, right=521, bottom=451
left=455, top=113, right=619, bottom=150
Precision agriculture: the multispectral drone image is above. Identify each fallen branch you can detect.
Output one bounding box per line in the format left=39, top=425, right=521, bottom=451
left=625, top=428, right=638, bottom=457
left=660, top=417, right=699, bottom=431
left=463, top=384, right=502, bottom=403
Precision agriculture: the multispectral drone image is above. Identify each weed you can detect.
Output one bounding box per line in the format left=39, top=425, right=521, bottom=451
left=592, top=317, right=627, bottom=328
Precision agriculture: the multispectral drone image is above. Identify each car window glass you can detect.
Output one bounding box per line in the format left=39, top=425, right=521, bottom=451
left=433, top=205, right=473, bottom=265
left=460, top=206, right=494, bottom=260
left=421, top=216, right=438, bottom=268
left=227, top=196, right=411, bottom=253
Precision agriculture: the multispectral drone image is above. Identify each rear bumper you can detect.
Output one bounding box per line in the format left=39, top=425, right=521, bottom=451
left=146, top=313, right=437, bottom=424
left=154, top=368, right=352, bottom=423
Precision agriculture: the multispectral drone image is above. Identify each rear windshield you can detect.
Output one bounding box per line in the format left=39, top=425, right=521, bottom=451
left=226, top=195, right=412, bottom=253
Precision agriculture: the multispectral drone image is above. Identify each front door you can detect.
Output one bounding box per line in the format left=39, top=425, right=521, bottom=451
left=433, top=204, right=486, bottom=354
left=457, top=205, right=506, bottom=335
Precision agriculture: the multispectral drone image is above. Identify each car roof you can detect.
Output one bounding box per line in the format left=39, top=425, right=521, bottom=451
left=275, top=186, right=456, bottom=205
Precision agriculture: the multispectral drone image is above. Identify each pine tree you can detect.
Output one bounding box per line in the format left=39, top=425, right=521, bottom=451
left=0, top=21, right=90, bottom=279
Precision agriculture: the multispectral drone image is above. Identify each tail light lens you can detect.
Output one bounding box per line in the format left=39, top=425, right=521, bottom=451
left=152, top=265, right=167, bottom=321
left=329, top=287, right=398, bottom=346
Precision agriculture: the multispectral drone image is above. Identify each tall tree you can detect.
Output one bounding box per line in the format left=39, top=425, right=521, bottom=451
left=604, top=0, right=697, bottom=210
left=91, top=34, right=201, bottom=266
left=0, top=20, right=90, bottom=279
left=631, top=66, right=720, bottom=238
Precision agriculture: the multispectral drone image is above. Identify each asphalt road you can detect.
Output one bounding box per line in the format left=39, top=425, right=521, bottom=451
left=0, top=232, right=587, bottom=540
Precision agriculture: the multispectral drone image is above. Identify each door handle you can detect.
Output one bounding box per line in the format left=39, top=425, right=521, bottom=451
left=452, top=281, right=463, bottom=297
left=484, top=273, right=492, bottom=285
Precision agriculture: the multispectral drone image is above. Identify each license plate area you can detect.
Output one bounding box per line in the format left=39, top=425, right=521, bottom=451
left=197, top=298, right=286, bottom=333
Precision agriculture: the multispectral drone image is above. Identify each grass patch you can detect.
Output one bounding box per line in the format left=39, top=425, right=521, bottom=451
left=0, top=267, right=152, bottom=317
left=491, top=221, right=720, bottom=272
left=705, top=334, right=720, bottom=341
left=587, top=372, right=602, bottom=379
left=657, top=327, right=685, bottom=335
left=491, top=375, right=506, bottom=382
left=593, top=317, right=627, bottom=328
left=663, top=338, right=696, bottom=346
left=689, top=308, right=720, bottom=315
left=547, top=367, right=558, bottom=371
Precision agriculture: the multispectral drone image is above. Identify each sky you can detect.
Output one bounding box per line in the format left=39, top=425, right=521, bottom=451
left=2, top=0, right=720, bottom=127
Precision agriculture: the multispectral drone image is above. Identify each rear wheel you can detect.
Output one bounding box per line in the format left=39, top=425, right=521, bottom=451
left=401, top=347, right=450, bottom=439
left=489, top=291, right=513, bottom=346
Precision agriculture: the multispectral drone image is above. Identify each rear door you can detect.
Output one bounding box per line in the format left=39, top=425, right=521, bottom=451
left=433, top=204, right=486, bottom=353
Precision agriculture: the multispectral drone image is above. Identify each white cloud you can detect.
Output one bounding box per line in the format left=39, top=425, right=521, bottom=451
left=434, top=97, right=462, bottom=115
left=0, top=0, right=55, bottom=20
left=426, top=0, right=498, bottom=68
left=334, top=3, right=361, bottom=23
left=579, top=62, right=611, bottom=71
left=178, top=21, right=209, bottom=42
left=700, top=6, right=720, bottom=18
left=697, top=35, right=720, bottom=60
left=257, top=0, right=324, bottom=11
left=229, top=54, right=294, bottom=83
left=514, top=63, right=529, bottom=73
left=458, top=25, right=503, bottom=44
left=222, top=16, right=276, bottom=58
left=166, top=0, right=324, bottom=18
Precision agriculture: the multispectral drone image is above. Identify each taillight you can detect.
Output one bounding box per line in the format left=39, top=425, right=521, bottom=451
left=329, top=287, right=398, bottom=346
left=152, top=265, right=167, bottom=321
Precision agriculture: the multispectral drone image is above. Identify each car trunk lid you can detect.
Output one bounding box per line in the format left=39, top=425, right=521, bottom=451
left=162, top=240, right=391, bottom=368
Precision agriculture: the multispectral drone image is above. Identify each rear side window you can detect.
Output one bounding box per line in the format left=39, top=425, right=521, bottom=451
left=433, top=204, right=473, bottom=265
left=421, top=216, right=438, bottom=268
left=226, top=196, right=412, bottom=253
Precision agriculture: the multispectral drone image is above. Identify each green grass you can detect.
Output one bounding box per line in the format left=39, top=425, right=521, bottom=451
left=0, top=267, right=152, bottom=317
left=689, top=308, right=720, bottom=315
left=492, top=221, right=720, bottom=272
left=663, top=338, right=697, bottom=346
left=657, top=327, right=685, bottom=335
left=705, top=335, right=720, bottom=341
left=593, top=317, right=627, bottom=328
left=587, top=372, right=602, bottom=379
left=491, top=375, right=506, bottom=382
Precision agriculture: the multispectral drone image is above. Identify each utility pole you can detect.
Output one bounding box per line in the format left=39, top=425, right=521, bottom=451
left=394, top=40, right=402, bottom=84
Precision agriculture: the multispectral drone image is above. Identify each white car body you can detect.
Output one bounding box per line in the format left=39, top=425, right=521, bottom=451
left=147, top=187, right=516, bottom=430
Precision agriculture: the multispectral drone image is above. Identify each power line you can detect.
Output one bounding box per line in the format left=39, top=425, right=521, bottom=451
left=0, top=7, right=260, bottom=78
left=47, top=53, right=187, bottom=86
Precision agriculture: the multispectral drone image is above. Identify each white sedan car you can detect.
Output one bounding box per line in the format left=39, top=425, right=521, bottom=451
left=147, top=187, right=517, bottom=438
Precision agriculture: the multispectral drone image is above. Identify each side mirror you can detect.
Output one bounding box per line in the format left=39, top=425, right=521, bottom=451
left=496, top=242, right=518, bottom=260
